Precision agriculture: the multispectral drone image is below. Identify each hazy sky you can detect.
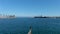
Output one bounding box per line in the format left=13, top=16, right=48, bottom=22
left=0, top=0, right=60, bottom=17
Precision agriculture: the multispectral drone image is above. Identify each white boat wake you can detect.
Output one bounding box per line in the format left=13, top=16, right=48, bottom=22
left=28, top=26, right=32, bottom=34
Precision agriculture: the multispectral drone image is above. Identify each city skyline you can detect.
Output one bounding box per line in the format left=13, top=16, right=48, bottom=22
left=0, top=0, right=60, bottom=17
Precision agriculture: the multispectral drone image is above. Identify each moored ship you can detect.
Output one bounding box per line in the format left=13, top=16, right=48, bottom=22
left=0, top=15, right=16, bottom=19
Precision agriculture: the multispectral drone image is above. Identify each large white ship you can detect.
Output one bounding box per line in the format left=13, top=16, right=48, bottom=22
left=0, top=15, right=16, bottom=18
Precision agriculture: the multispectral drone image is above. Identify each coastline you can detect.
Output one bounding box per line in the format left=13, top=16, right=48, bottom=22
left=34, top=16, right=60, bottom=18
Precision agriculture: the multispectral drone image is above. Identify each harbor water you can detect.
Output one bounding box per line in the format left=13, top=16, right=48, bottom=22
left=0, top=17, right=60, bottom=34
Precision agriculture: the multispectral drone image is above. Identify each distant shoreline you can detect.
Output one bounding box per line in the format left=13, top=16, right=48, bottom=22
left=34, top=16, right=60, bottom=18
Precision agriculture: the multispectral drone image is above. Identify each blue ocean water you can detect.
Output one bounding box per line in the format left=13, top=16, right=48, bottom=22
left=0, top=17, right=60, bottom=34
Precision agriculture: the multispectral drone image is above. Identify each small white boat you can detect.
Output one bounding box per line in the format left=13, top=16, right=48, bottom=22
left=28, top=26, right=32, bottom=34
